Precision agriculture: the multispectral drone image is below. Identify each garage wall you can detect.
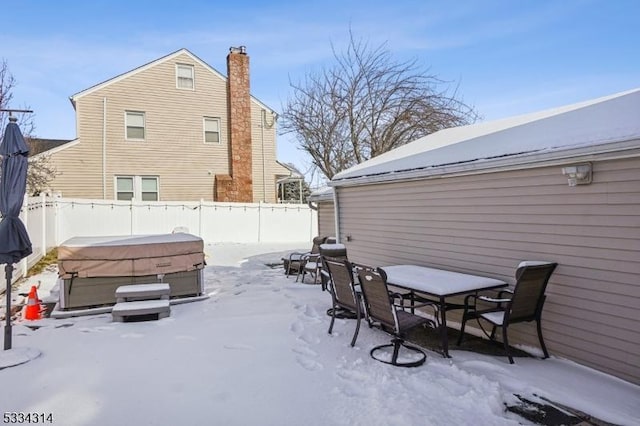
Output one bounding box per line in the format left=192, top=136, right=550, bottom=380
left=336, top=157, right=640, bottom=384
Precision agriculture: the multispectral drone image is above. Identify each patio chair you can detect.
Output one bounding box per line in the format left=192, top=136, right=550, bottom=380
left=297, top=236, right=329, bottom=284
left=323, top=258, right=362, bottom=347
left=357, top=267, right=436, bottom=367
left=318, top=243, right=348, bottom=291
left=457, top=261, right=558, bottom=363
left=282, top=236, right=326, bottom=279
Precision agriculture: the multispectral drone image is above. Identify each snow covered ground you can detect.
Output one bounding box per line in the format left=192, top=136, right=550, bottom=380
left=1, top=242, right=639, bottom=426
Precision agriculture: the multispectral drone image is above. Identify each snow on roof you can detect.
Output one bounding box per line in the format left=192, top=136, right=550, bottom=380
left=307, top=186, right=334, bottom=202
left=332, top=88, right=640, bottom=186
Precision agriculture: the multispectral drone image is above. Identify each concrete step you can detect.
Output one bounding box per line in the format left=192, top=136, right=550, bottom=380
left=115, top=283, right=170, bottom=303
left=112, top=299, right=170, bottom=322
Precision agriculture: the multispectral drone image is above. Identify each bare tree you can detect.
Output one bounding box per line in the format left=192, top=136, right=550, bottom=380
left=0, top=59, right=35, bottom=137
left=24, top=152, right=57, bottom=195
left=1, top=59, right=56, bottom=194
left=0, top=59, right=16, bottom=124
left=282, top=32, right=479, bottom=179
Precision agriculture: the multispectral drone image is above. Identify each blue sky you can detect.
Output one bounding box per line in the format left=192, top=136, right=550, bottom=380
left=2, top=0, right=639, bottom=179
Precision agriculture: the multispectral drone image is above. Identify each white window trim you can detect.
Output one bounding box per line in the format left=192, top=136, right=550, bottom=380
left=176, top=63, right=195, bottom=90
left=203, top=117, right=221, bottom=144
left=125, top=111, right=146, bottom=141
left=115, top=176, right=135, bottom=201
left=115, top=175, right=159, bottom=201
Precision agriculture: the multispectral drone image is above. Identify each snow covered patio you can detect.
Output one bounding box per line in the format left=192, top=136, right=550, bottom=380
left=2, top=242, right=639, bottom=425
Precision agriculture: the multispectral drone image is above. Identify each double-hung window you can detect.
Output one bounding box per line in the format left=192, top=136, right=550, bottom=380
left=116, top=176, right=159, bottom=201
left=204, top=117, right=221, bottom=144
left=125, top=111, right=145, bottom=140
left=140, top=177, right=159, bottom=201
left=116, top=177, right=135, bottom=200
left=176, top=64, right=194, bottom=90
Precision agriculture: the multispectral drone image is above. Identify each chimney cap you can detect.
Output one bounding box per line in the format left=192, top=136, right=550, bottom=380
left=229, top=46, right=247, bottom=55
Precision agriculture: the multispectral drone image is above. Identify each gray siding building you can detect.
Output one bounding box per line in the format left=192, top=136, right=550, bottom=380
left=329, top=88, right=640, bottom=384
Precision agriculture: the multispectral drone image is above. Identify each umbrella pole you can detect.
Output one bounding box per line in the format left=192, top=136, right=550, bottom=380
left=3, top=264, right=12, bottom=350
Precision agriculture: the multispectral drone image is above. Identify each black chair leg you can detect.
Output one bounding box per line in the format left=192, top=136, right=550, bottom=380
left=490, top=325, right=497, bottom=340
left=350, top=309, right=361, bottom=347
left=391, top=339, right=401, bottom=363
left=502, top=326, right=514, bottom=364
left=328, top=306, right=336, bottom=334
left=457, top=313, right=469, bottom=346
left=536, top=319, right=549, bottom=359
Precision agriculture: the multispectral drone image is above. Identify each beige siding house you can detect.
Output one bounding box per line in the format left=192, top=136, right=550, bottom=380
left=308, top=187, right=336, bottom=237
left=330, top=88, right=640, bottom=385
left=45, top=47, right=292, bottom=202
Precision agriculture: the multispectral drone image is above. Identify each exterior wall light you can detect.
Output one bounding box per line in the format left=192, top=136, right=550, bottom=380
left=561, top=163, right=592, bottom=186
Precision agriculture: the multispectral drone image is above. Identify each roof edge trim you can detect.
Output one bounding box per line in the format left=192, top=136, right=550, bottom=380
left=330, top=139, right=640, bottom=188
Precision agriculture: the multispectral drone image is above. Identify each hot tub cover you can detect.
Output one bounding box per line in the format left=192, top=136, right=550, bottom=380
left=57, top=233, right=205, bottom=279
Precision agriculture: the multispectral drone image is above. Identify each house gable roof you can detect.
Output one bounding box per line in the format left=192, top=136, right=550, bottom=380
left=275, top=161, right=303, bottom=179
left=69, top=48, right=275, bottom=113
left=26, top=137, right=76, bottom=156
left=332, top=88, right=640, bottom=186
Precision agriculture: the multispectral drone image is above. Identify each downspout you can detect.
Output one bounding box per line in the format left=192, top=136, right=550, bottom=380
left=261, top=109, right=267, bottom=202
left=308, top=199, right=318, bottom=242
left=333, top=188, right=340, bottom=243
left=102, top=97, right=107, bottom=199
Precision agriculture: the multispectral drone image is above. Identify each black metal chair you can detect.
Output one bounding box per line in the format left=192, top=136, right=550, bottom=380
left=357, top=267, right=435, bottom=367
left=282, top=236, right=326, bottom=280
left=323, top=259, right=362, bottom=347
left=297, top=236, right=330, bottom=284
left=457, top=261, right=558, bottom=363
left=318, top=243, right=348, bottom=291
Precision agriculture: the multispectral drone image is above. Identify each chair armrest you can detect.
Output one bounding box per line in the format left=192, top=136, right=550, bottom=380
left=301, top=252, right=320, bottom=262
left=463, top=291, right=512, bottom=306
left=478, top=295, right=511, bottom=304
left=390, top=291, right=408, bottom=306
left=411, top=300, right=437, bottom=309
left=463, top=293, right=480, bottom=307
left=288, top=251, right=310, bottom=261
left=497, top=288, right=514, bottom=298
left=410, top=293, right=436, bottom=308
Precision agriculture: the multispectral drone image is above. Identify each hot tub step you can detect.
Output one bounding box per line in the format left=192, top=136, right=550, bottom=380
left=115, top=283, right=171, bottom=303
left=112, top=300, right=170, bottom=322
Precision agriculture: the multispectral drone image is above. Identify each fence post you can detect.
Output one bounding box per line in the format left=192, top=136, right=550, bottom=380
left=130, top=198, right=135, bottom=235
left=54, top=197, right=61, bottom=245
left=258, top=201, right=262, bottom=243
left=198, top=199, right=203, bottom=237
left=41, top=193, right=47, bottom=256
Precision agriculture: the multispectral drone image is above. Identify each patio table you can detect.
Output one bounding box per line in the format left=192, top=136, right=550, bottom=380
left=380, top=265, right=507, bottom=358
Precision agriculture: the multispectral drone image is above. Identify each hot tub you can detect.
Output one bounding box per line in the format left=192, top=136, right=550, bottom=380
left=57, top=233, right=206, bottom=310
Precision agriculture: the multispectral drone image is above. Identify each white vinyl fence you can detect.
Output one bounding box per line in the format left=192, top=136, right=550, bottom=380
left=4, top=195, right=317, bottom=284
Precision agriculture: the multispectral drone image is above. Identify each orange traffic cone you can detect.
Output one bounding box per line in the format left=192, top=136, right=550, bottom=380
left=24, top=286, right=42, bottom=320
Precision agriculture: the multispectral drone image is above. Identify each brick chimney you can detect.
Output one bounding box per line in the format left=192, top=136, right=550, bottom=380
left=215, top=46, right=253, bottom=202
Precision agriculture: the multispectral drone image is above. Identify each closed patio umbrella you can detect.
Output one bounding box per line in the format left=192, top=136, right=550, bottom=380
left=0, top=114, right=32, bottom=350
